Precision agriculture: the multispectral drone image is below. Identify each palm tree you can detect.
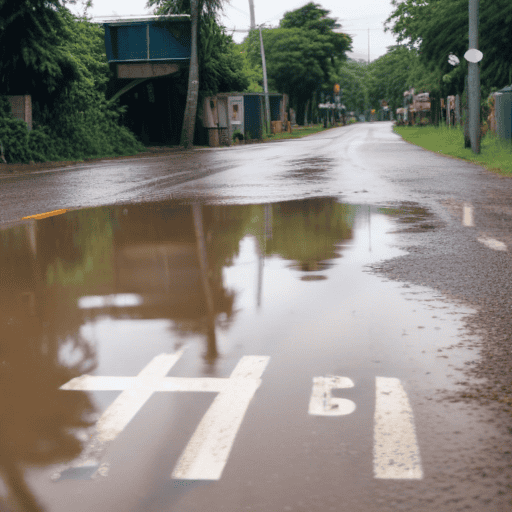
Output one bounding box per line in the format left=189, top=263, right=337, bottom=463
left=147, top=0, right=225, bottom=149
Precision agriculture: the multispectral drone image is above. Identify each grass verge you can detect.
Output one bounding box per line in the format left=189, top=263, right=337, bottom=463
left=263, top=123, right=334, bottom=142
left=394, top=124, right=512, bottom=176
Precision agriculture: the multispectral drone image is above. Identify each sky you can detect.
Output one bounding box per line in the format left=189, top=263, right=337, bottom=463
left=72, top=0, right=399, bottom=63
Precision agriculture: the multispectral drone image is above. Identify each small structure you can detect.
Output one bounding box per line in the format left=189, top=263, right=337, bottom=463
left=7, top=95, right=32, bottom=131
left=98, top=15, right=191, bottom=145
left=102, top=15, right=191, bottom=102
left=494, top=85, right=512, bottom=140
left=202, top=92, right=287, bottom=146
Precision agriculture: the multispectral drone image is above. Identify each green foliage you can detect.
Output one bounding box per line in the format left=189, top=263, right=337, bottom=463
left=385, top=0, right=512, bottom=96
left=236, top=43, right=263, bottom=92
left=280, top=2, right=340, bottom=33
left=245, top=3, right=352, bottom=125
left=147, top=0, right=225, bottom=18
left=0, top=0, right=80, bottom=95
left=0, top=7, right=144, bottom=163
left=232, top=130, right=244, bottom=142
left=333, top=60, right=368, bottom=114
left=199, top=17, right=249, bottom=96
left=280, top=2, right=352, bottom=63
left=394, top=124, right=512, bottom=176
left=366, top=46, right=418, bottom=112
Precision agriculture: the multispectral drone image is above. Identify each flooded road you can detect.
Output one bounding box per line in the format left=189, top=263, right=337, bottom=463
left=2, top=122, right=512, bottom=511
left=1, top=197, right=510, bottom=512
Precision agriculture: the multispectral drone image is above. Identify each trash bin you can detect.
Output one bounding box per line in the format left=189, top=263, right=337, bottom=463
left=495, top=85, right=512, bottom=140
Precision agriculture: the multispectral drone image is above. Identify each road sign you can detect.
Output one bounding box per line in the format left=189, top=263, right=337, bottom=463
left=334, top=84, right=340, bottom=94
left=464, top=48, right=483, bottom=63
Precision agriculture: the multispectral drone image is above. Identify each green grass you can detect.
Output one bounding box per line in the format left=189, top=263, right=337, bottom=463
left=263, top=123, right=334, bottom=141
left=394, top=124, right=512, bottom=176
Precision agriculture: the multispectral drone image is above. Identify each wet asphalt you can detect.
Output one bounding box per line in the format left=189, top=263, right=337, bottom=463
left=1, top=121, right=512, bottom=511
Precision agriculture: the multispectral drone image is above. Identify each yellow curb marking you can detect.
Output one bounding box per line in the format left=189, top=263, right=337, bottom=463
left=22, top=208, right=69, bottom=220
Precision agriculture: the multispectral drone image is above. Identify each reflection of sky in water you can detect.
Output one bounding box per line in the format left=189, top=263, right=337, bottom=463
left=75, top=208, right=476, bottom=392
left=79, top=319, right=203, bottom=377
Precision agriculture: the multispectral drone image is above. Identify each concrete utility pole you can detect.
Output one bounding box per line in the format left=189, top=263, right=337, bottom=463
left=468, top=0, right=481, bottom=154
left=259, top=26, right=271, bottom=136
left=249, top=0, right=256, bottom=30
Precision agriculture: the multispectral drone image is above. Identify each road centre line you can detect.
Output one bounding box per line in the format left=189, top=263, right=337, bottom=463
left=374, top=377, right=423, bottom=480
left=463, top=204, right=474, bottom=227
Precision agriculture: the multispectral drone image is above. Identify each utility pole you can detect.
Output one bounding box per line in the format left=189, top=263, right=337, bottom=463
left=249, top=0, right=256, bottom=30
left=468, top=0, right=480, bottom=154
left=259, top=26, right=271, bottom=137
left=368, top=28, right=370, bottom=65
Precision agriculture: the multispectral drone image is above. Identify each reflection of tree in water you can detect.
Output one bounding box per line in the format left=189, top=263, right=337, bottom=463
left=0, top=226, right=97, bottom=512
left=265, top=198, right=357, bottom=272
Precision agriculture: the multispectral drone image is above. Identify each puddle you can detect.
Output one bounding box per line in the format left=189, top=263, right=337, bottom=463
left=0, top=197, right=482, bottom=512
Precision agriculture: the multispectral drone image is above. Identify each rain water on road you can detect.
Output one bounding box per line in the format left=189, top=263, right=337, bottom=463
left=0, top=197, right=506, bottom=512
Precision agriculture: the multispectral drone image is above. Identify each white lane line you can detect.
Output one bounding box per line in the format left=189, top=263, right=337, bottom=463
left=463, top=204, right=474, bottom=227
left=62, top=350, right=187, bottom=444
left=172, top=356, right=270, bottom=480
left=54, top=350, right=187, bottom=480
left=308, top=376, right=356, bottom=416
left=57, top=351, right=269, bottom=481
left=374, top=377, right=423, bottom=479
left=477, top=236, right=507, bottom=251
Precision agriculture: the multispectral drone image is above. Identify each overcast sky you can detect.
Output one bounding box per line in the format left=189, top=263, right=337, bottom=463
left=73, top=0, right=399, bottom=62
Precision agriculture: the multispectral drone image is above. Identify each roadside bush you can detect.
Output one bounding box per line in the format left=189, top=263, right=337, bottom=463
left=0, top=10, right=145, bottom=165
left=28, top=126, right=60, bottom=162
left=0, top=116, right=31, bottom=163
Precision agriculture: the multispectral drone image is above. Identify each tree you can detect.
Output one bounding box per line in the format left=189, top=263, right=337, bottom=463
left=0, top=6, right=144, bottom=163
left=147, top=0, right=226, bottom=149
left=0, top=0, right=80, bottom=95
left=385, top=0, right=512, bottom=98
left=334, top=60, right=368, bottom=115
left=199, top=17, right=249, bottom=96
left=246, top=3, right=352, bottom=125
left=367, top=46, right=419, bottom=113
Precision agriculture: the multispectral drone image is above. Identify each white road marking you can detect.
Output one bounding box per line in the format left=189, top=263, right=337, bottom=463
left=77, top=294, right=143, bottom=309
left=172, top=356, right=270, bottom=480
left=477, top=237, right=507, bottom=251
left=374, top=377, right=423, bottom=479
left=57, top=351, right=269, bottom=481
left=308, top=376, right=356, bottom=416
left=463, top=204, right=474, bottom=227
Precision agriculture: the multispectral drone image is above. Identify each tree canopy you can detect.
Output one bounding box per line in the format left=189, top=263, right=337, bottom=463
left=366, top=46, right=418, bottom=113
left=147, top=0, right=248, bottom=95
left=245, top=2, right=352, bottom=125
left=332, top=60, right=368, bottom=115
left=0, top=5, right=144, bottom=163
left=0, top=0, right=80, bottom=95
left=385, top=0, right=512, bottom=96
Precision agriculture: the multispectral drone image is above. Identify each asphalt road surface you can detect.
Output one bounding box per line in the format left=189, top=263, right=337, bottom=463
left=1, top=122, right=512, bottom=512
